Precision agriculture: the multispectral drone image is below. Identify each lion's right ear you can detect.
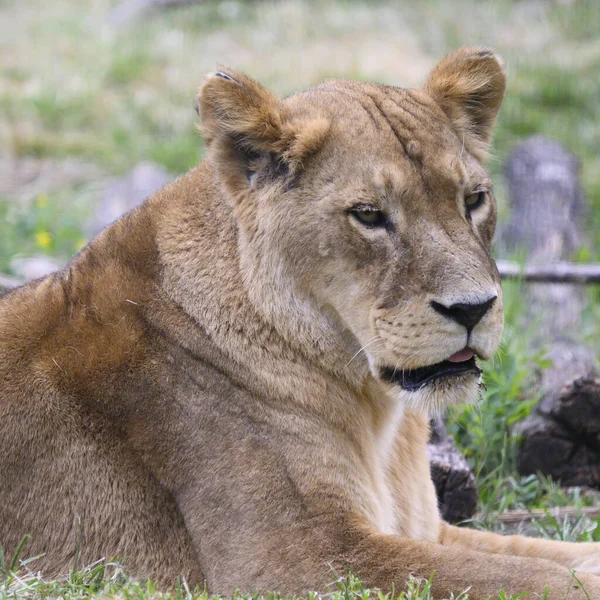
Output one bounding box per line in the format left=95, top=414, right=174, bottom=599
left=197, top=69, right=329, bottom=200
left=426, top=47, right=506, bottom=160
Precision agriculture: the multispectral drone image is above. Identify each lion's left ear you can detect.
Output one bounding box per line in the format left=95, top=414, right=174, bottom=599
left=197, top=68, right=330, bottom=200
left=426, top=47, right=506, bottom=160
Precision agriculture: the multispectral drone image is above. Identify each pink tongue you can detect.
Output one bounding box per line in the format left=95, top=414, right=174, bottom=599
left=447, top=348, right=475, bottom=363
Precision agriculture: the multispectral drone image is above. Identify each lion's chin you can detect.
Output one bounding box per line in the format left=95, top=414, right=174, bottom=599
left=380, top=367, right=483, bottom=413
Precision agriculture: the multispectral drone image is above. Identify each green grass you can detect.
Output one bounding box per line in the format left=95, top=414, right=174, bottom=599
left=0, top=552, right=569, bottom=600
left=447, top=279, right=542, bottom=509
left=448, top=277, right=600, bottom=522
left=2, top=536, right=597, bottom=599
left=0, top=191, right=90, bottom=273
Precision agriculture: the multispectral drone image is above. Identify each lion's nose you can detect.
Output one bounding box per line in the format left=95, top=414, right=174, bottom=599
left=430, top=296, right=497, bottom=332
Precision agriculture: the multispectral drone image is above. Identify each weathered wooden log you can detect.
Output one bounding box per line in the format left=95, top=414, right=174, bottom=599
left=501, top=137, right=600, bottom=487
left=500, top=136, right=586, bottom=261
left=516, top=348, right=600, bottom=485
left=428, top=416, right=478, bottom=523
left=496, top=261, right=600, bottom=284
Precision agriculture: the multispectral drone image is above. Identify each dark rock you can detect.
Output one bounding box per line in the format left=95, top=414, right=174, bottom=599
left=428, top=433, right=478, bottom=524
left=428, top=415, right=478, bottom=523
left=517, top=377, right=600, bottom=487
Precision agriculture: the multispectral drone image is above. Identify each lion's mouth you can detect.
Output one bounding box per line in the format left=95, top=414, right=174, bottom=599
left=379, top=356, right=480, bottom=391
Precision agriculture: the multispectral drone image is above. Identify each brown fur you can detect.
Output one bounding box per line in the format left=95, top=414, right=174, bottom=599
left=1, top=48, right=599, bottom=599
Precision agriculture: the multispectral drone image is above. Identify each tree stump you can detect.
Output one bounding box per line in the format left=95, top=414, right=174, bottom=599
left=500, top=135, right=588, bottom=339
left=501, top=136, right=600, bottom=486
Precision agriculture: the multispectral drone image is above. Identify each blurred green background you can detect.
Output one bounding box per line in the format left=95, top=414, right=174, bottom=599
left=1, top=0, right=599, bottom=273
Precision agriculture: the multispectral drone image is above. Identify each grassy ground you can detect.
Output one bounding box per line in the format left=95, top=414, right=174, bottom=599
left=0, top=558, right=588, bottom=600
left=1, top=0, right=600, bottom=598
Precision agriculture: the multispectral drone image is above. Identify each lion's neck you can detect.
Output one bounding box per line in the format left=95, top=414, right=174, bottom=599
left=153, top=163, right=367, bottom=391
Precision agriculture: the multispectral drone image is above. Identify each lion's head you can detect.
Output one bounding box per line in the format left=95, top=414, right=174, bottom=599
left=197, top=47, right=506, bottom=410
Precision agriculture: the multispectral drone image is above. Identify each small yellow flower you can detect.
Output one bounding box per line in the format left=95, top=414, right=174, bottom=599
left=35, top=231, right=52, bottom=248
left=36, top=194, right=49, bottom=209
left=75, top=237, right=88, bottom=251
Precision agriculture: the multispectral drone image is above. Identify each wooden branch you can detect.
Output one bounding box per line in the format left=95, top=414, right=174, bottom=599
left=495, top=506, right=600, bottom=525
left=2, top=262, right=600, bottom=291
left=479, top=506, right=600, bottom=535
left=497, top=261, right=600, bottom=284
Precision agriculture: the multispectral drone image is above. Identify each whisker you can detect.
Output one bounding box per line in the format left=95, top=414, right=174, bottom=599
left=344, top=336, right=384, bottom=368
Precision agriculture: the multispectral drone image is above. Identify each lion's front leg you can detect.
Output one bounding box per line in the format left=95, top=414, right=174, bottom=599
left=440, top=521, right=600, bottom=576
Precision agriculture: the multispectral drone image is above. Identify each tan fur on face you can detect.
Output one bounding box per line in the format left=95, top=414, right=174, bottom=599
left=1, top=48, right=599, bottom=600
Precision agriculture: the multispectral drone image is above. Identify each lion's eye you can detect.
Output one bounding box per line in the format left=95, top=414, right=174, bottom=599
left=464, top=190, right=486, bottom=213
left=349, top=205, right=388, bottom=228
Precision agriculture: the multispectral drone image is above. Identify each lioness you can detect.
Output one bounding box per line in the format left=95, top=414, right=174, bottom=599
left=1, top=47, right=599, bottom=599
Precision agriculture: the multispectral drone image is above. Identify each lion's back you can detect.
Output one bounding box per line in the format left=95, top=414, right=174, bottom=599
left=0, top=273, right=203, bottom=584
